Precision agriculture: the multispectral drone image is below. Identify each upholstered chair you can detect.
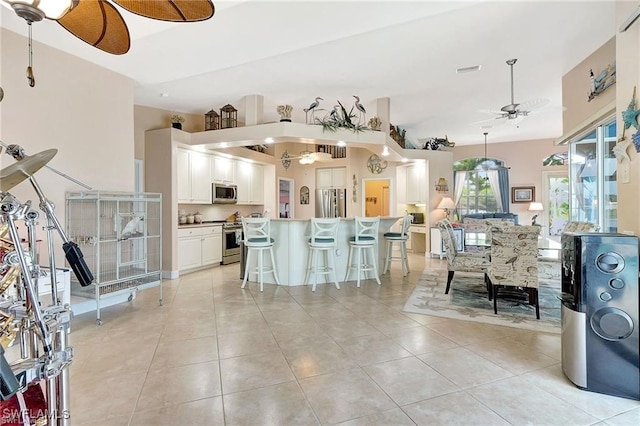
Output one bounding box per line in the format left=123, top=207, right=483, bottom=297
left=487, top=225, right=542, bottom=319
left=436, top=220, right=490, bottom=294
left=563, top=221, right=600, bottom=233
left=461, top=217, right=515, bottom=254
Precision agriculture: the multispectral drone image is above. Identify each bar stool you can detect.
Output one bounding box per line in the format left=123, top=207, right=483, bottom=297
left=304, top=218, right=341, bottom=291
left=382, top=214, right=413, bottom=276
left=241, top=217, right=280, bottom=292
left=344, top=217, right=381, bottom=287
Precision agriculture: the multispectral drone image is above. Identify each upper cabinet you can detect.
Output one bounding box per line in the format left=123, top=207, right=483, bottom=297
left=236, top=161, right=264, bottom=205
left=211, top=155, right=236, bottom=184
left=316, top=167, right=347, bottom=189
left=406, top=163, right=426, bottom=205
left=177, top=148, right=212, bottom=204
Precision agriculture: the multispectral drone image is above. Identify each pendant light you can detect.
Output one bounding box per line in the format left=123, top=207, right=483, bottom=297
left=481, top=132, right=489, bottom=171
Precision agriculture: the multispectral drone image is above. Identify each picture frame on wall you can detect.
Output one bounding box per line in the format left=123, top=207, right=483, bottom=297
left=511, top=186, right=535, bottom=203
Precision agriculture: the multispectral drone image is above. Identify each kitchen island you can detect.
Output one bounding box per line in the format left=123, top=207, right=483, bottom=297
left=243, top=217, right=401, bottom=287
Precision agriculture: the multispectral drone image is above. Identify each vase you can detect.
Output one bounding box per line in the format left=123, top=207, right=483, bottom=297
left=172, top=122, right=182, bottom=130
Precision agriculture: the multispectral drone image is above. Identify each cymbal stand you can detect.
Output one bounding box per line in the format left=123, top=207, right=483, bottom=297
left=1, top=142, right=91, bottom=191
left=0, top=192, right=73, bottom=425
left=1, top=194, right=52, bottom=355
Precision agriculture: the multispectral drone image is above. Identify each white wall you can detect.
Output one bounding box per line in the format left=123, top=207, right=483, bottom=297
left=1, top=29, right=135, bottom=262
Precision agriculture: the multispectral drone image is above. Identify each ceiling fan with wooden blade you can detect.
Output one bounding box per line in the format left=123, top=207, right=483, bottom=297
left=1, top=0, right=214, bottom=85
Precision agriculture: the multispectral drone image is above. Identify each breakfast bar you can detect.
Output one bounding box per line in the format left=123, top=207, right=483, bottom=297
left=242, top=217, right=400, bottom=286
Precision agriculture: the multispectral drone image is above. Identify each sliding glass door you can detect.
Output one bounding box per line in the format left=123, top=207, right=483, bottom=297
left=569, top=118, right=617, bottom=232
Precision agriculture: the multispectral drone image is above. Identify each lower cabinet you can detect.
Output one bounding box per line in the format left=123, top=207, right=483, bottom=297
left=178, top=226, right=222, bottom=271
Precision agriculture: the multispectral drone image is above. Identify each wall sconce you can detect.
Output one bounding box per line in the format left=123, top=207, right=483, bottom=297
left=280, top=150, right=291, bottom=170
left=435, top=178, right=449, bottom=193
left=437, top=197, right=456, bottom=220
left=528, top=202, right=544, bottom=226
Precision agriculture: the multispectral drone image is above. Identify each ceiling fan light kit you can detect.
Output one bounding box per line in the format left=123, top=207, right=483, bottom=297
left=1, top=0, right=75, bottom=21
left=4, top=0, right=214, bottom=86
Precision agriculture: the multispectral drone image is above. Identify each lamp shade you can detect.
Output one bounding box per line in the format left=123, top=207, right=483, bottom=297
left=528, top=202, right=544, bottom=212
left=437, top=197, right=455, bottom=210
left=435, top=178, right=449, bottom=192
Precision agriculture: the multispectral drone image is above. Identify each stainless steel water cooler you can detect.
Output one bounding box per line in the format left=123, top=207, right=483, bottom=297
left=561, top=232, right=640, bottom=400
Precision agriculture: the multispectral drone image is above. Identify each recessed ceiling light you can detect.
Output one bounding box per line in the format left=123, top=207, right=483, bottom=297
left=160, top=92, right=169, bottom=97
left=401, top=158, right=408, bottom=163
left=381, top=146, right=389, bottom=156
left=337, top=140, right=346, bottom=147
left=456, top=65, right=481, bottom=74
left=264, top=137, right=274, bottom=144
left=220, top=142, right=228, bottom=148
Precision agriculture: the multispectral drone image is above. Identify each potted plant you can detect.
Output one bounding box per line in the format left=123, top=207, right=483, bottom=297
left=170, top=114, right=185, bottom=130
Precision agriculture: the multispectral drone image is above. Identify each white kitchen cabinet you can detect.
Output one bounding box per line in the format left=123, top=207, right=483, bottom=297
left=409, top=225, right=427, bottom=253
left=177, top=148, right=212, bottom=204
left=202, top=230, right=223, bottom=266
left=211, top=155, right=236, bottom=184
left=316, top=167, right=347, bottom=189
left=178, top=226, right=222, bottom=272
left=406, top=163, right=426, bottom=204
left=236, top=161, right=264, bottom=205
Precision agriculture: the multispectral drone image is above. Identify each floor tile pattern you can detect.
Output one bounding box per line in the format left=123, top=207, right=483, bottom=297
left=64, top=254, right=640, bottom=425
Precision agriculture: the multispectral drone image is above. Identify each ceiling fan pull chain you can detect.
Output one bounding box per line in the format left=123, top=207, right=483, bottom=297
left=26, top=21, right=35, bottom=88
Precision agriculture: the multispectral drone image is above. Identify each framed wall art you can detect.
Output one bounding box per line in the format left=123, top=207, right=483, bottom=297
left=511, top=186, right=535, bottom=203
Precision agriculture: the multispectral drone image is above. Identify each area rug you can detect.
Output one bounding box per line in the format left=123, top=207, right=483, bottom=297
left=403, top=262, right=561, bottom=334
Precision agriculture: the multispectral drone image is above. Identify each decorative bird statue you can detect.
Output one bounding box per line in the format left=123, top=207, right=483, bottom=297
left=353, top=95, right=366, bottom=124
left=304, top=97, right=323, bottom=124
left=329, top=104, right=340, bottom=121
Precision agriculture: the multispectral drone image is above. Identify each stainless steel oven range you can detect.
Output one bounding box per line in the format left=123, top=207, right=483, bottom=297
left=222, top=222, right=242, bottom=264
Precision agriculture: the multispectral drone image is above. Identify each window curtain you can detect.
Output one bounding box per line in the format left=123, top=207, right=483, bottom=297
left=453, top=171, right=466, bottom=219
left=486, top=168, right=510, bottom=213
left=486, top=170, right=502, bottom=212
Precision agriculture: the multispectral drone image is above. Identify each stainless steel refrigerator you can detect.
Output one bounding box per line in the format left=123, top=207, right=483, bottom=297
left=315, top=188, right=347, bottom=218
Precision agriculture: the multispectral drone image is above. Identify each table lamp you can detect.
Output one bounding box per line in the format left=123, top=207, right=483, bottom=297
left=437, top=197, right=456, bottom=220
left=528, top=202, right=544, bottom=226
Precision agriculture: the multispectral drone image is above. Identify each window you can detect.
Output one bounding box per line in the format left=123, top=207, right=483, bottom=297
left=569, top=118, right=617, bottom=232
left=453, top=157, right=507, bottom=218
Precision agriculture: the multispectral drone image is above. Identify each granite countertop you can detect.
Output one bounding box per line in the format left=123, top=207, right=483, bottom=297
left=178, top=220, right=227, bottom=229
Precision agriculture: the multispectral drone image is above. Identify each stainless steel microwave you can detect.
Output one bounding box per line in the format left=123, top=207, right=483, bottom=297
left=212, top=183, right=238, bottom=204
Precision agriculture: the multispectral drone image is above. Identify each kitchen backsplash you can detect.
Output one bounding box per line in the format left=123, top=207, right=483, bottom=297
left=178, top=204, right=266, bottom=221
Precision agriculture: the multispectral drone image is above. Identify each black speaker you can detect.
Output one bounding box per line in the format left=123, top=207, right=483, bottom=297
left=562, top=233, right=640, bottom=400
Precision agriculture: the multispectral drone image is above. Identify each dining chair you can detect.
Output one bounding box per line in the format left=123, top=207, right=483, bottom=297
left=486, top=224, right=542, bottom=319
left=382, top=214, right=413, bottom=276
left=562, top=221, right=600, bottom=233
left=436, top=220, right=490, bottom=295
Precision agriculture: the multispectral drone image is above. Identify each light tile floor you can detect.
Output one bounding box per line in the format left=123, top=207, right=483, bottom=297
left=66, top=253, right=640, bottom=425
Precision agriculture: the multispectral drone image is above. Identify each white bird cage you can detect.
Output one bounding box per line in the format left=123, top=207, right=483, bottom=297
left=65, top=191, right=162, bottom=325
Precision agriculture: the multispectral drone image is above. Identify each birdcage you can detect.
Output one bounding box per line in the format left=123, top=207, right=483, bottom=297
left=65, top=191, right=162, bottom=325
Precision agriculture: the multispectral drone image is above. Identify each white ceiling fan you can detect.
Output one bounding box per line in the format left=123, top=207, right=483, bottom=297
left=281, top=149, right=334, bottom=167
left=475, top=58, right=549, bottom=126
left=291, top=150, right=333, bottom=165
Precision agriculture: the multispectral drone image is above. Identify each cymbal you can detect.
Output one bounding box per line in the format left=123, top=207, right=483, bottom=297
left=0, top=149, right=57, bottom=191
